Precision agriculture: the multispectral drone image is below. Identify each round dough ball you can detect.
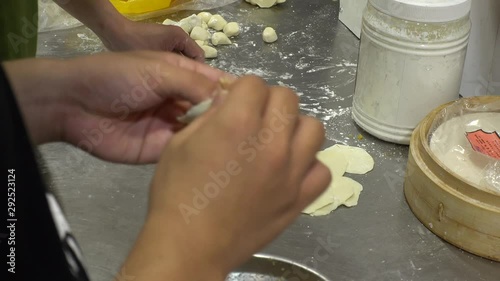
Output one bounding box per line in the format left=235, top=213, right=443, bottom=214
left=197, top=12, right=212, bottom=23
left=190, top=26, right=211, bottom=41
left=202, top=45, right=218, bottom=59
left=211, top=32, right=232, bottom=46
left=208, top=14, right=228, bottom=31
left=162, top=19, right=177, bottom=26
left=195, top=40, right=206, bottom=47
left=223, top=22, right=241, bottom=37
left=179, top=14, right=202, bottom=33
left=262, top=27, right=278, bottom=43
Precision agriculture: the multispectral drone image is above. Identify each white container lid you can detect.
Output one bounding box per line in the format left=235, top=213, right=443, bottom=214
left=369, top=0, right=472, bottom=23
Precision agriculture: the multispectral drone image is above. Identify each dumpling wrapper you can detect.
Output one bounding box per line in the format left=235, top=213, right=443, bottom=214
left=316, top=147, right=348, bottom=179
left=303, top=177, right=362, bottom=216
left=330, top=144, right=374, bottom=174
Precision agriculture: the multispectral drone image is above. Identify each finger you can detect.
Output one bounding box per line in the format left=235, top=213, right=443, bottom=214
left=163, top=26, right=205, bottom=62
left=295, top=161, right=331, bottom=211
left=156, top=64, right=220, bottom=104
left=289, top=116, right=326, bottom=182
left=162, top=52, right=231, bottom=82
left=263, top=86, right=299, bottom=145
left=217, top=75, right=271, bottom=120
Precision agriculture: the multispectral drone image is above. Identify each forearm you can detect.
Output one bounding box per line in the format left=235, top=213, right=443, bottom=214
left=54, top=0, right=126, bottom=46
left=2, top=59, right=74, bottom=144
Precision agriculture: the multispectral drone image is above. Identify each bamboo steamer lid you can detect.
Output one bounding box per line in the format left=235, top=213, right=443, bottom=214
left=404, top=96, right=500, bottom=262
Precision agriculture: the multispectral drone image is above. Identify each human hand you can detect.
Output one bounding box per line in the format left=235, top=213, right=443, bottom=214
left=101, top=20, right=205, bottom=62
left=120, top=76, right=331, bottom=281
left=3, top=52, right=227, bottom=163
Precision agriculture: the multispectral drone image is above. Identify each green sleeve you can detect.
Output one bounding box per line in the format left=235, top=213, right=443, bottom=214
left=0, top=0, right=38, bottom=61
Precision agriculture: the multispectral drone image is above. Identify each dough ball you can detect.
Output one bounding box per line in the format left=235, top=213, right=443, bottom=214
left=179, top=14, right=202, bottom=33
left=208, top=14, right=228, bottom=31
left=190, top=26, right=211, bottom=41
left=330, top=145, right=374, bottom=174
left=211, top=32, right=232, bottom=46
left=202, top=45, right=218, bottom=59
left=202, top=22, right=209, bottom=30
left=223, top=22, right=241, bottom=37
left=277, top=0, right=286, bottom=3
left=195, top=40, right=206, bottom=47
left=162, top=19, right=177, bottom=26
left=262, top=27, right=278, bottom=43
left=246, top=0, right=284, bottom=8
left=197, top=12, right=212, bottom=23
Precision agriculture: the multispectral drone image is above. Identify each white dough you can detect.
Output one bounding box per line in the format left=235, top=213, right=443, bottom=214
left=246, top=0, right=285, bottom=8
left=197, top=12, right=212, bottom=23
left=316, top=147, right=348, bottom=179
left=179, top=14, right=202, bottom=33
left=331, top=145, right=374, bottom=174
left=202, top=22, right=209, bottom=30
left=262, top=27, right=278, bottom=43
left=208, top=14, right=228, bottom=31
left=177, top=99, right=213, bottom=124
left=195, top=40, right=206, bottom=47
left=303, top=177, right=362, bottom=216
left=201, top=45, right=218, bottom=59
left=211, top=32, right=232, bottom=45
left=223, top=22, right=241, bottom=37
left=302, top=144, right=373, bottom=216
left=190, top=26, right=211, bottom=41
left=162, top=19, right=177, bottom=26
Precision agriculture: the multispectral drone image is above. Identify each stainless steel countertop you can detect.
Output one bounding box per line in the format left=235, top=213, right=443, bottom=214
left=37, top=0, right=500, bottom=280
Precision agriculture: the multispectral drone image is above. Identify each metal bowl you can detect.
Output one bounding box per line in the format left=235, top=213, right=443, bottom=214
left=226, top=254, right=329, bottom=281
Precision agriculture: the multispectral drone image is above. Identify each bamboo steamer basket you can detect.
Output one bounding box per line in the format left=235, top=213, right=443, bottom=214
left=404, top=96, right=500, bottom=262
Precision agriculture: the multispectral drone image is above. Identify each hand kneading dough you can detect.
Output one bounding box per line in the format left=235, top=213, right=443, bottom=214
left=208, top=15, right=228, bottom=31
left=201, top=45, right=218, bottom=59
left=177, top=99, right=213, bottom=124
left=302, top=144, right=373, bottom=216
left=223, top=22, right=241, bottom=37
left=263, top=27, right=278, bottom=43
left=190, top=26, right=211, bottom=41
left=211, top=32, right=232, bottom=45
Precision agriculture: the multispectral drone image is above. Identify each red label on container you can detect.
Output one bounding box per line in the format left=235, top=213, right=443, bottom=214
left=466, top=130, right=500, bottom=160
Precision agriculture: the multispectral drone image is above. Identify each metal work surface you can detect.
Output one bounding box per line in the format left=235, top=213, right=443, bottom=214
left=37, top=0, right=500, bottom=280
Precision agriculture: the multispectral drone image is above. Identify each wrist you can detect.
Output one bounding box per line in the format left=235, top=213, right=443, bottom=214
left=2, top=59, right=76, bottom=144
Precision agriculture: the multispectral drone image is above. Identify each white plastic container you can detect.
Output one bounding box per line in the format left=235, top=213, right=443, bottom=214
left=352, top=0, right=472, bottom=145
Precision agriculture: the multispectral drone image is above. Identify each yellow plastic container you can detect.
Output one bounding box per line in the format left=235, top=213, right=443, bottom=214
left=110, top=0, right=173, bottom=15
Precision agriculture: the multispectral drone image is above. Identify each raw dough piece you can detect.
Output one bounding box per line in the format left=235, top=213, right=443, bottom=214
left=179, top=14, right=202, bottom=33
left=177, top=99, right=213, bottom=124
left=262, top=27, right=278, bottom=43
left=202, top=22, right=209, bottom=30
left=208, top=14, right=228, bottom=31
left=201, top=45, right=218, bottom=59
left=330, top=145, right=374, bottom=174
left=301, top=144, right=373, bottom=216
left=162, top=19, right=177, bottom=26
left=245, top=0, right=285, bottom=8
left=303, top=177, right=362, bottom=216
left=197, top=12, right=212, bottom=23
left=223, top=22, right=241, bottom=37
left=190, top=26, right=211, bottom=41
left=316, top=148, right=348, bottom=179
left=211, top=32, right=232, bottom=45
left=195, top=40, right=206, bottom=47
